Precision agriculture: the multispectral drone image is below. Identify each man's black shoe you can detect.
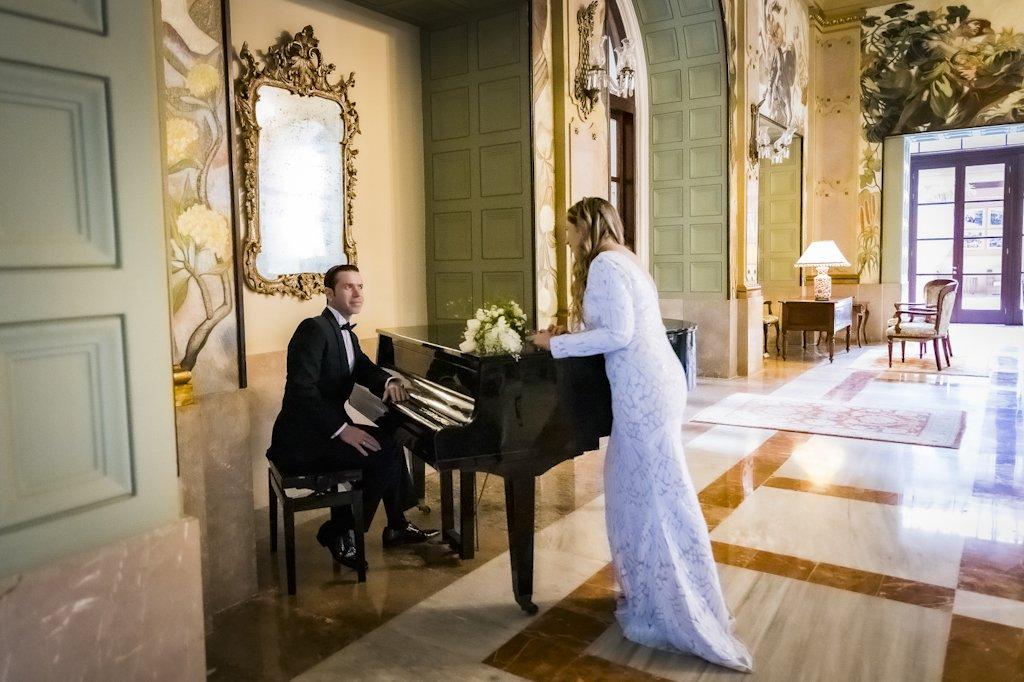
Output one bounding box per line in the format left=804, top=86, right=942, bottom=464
left=316, top=527, right=368, bottom=572
left=382, top=522, right=439, bottom=549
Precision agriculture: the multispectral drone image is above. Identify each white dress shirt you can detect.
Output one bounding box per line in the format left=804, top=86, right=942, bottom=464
left=326, top=305, right=356, bottom=371
left=326, top=306, right=396, bottom=439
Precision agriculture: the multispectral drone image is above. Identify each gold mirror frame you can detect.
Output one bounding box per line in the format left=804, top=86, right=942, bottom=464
left=235, top=25, right=360, bottom=299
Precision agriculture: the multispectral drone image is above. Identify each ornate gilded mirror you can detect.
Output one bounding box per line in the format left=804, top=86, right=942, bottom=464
left=235, top=26, right=359, bottom=299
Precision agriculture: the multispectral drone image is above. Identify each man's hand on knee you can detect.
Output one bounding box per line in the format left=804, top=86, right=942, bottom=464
left=338, top=426, right=381, bottom=457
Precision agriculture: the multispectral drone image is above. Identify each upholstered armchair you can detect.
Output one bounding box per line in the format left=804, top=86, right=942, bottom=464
left=887, top=278, right=957, bottom=360
left=886, top=280, right=958, bottom=370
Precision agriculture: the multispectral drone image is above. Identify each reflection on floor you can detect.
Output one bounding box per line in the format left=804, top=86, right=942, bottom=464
left=206, top=324, right=1024, bottom=681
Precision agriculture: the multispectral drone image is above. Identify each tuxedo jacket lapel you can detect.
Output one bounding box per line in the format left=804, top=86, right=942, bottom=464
left=318, top=308, right=351, bottom=377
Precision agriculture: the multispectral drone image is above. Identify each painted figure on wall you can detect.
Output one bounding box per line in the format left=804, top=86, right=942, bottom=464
left=862, top=2, right=1024, bottom=143
left=160, top=0, right=240, bottom=396
left=760, top=0, right=809, bottom=132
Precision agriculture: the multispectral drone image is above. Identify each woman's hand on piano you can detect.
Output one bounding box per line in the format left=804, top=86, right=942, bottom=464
left=383, top=379, right=410, bottom=404
left=530, top=329, right=553, bottom=350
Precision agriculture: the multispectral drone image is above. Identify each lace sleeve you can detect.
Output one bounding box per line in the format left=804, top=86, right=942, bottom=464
left=550, top=256, right=634, bottom=358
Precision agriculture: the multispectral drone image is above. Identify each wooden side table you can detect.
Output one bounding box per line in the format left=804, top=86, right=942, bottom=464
left=780, top=297, right=854, bottom=362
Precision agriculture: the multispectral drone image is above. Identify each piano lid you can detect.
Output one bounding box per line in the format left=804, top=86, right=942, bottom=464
left=378, top=324, right=553, bottom=362
left=378, top=319, right=696, bottom=362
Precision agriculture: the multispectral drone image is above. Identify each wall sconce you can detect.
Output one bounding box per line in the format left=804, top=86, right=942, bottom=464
left=748, top=99, right=798, bottom=166
left=574, top=1, right=637, bottom=120
left=757, top=125, right=797, bottom=164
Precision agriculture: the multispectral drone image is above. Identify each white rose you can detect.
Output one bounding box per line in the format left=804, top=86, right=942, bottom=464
left=459, top=339, right=476, bottom=352
left=482, top=328, right=500, bottom=352
left=501, top=328, right=522, bottom=354
left=466, top=319, right=481, bottom=331
left=475, top=309, right=486, bottom=321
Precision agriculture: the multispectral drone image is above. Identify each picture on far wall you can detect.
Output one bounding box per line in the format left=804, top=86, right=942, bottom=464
left=965, top=208, right=984, bottom=227
left=862, top=1, right=1024, bottom=143
left=759, top=0, right=808, bottom=132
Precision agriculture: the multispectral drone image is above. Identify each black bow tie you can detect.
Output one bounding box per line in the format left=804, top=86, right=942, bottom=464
left=340, top=322, right=357, bottom=331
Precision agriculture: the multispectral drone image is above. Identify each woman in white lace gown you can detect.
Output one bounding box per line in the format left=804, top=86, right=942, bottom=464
left=531, top=198, right=752, bottom=672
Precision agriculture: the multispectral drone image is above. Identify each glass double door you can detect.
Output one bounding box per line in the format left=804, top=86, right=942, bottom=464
left=910, top=149, right=1024, bottom=324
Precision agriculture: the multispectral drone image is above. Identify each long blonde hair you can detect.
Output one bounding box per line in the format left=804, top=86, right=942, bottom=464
left=567, top=197, right=626, bottom=328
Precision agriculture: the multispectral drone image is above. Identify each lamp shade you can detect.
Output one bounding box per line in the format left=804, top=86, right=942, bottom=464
left=794, top=240, right=850, bottom=267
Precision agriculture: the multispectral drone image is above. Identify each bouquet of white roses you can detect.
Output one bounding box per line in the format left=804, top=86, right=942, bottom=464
left=459, top=301, right=528, bottom=359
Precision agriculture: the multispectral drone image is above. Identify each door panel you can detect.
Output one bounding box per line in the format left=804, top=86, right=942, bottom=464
left=758, top=136, right=803, bottom=289
left=0, top=0, right=179, bottom=576
left=422, top=4, right=535, bottom=325
left=959, top=163, right=1005, bottom=319
left=909, top=150, right=1024, bottom=325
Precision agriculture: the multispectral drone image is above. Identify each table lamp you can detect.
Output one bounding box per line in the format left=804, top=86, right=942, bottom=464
left=795, top=240, right=850, bottom=301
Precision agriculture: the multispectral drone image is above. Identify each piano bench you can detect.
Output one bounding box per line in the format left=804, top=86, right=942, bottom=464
left=267, top=460, right=366, bottom=594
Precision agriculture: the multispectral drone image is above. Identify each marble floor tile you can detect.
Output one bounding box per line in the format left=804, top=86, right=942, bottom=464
left=958, top=536, right=1024, bottom=601
left=942, top=614, right=1024, bottom=682
left=771, top=435, right=976, bottom=500
left=710, top=487, right=966, bottom=587
left=297, top=498, right=611, bottom=680
left=954, top=590, right=1024, bottom=630
left=587, top=565, right=950, bottom=681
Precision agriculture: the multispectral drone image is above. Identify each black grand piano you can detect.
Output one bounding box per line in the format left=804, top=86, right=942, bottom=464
left=376, top=320, right=696, bottom=614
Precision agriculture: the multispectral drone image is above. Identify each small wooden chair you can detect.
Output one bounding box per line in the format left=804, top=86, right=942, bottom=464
left=268, top=459, right=366, bottom=594
left=763, top=301, right=780, bottom=355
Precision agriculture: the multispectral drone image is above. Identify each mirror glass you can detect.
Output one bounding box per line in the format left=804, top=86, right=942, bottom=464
left=254, top=85, right=346, bottom=277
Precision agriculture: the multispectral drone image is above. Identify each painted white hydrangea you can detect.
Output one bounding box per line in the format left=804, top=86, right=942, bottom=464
left=177, top=204, right=229, bottom=259
left=166, top=117, right=199, bottom=167
left=186, top=63, right=220, bottom=98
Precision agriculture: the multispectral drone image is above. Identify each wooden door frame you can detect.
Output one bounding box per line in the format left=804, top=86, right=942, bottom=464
left=908, top=147, right=1024, bottom=325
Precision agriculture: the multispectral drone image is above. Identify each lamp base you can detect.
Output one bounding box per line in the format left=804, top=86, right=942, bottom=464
left=813, top=266, right=832, bottom=301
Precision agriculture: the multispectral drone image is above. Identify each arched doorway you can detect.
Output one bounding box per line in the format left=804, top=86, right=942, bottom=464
left=616, top=0, right=730, bottom=298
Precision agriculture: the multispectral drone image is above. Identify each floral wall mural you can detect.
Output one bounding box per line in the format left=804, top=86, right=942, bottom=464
left=862, top=2, right=1024, bottom=142
left=858, top=0, right=1024, bottom=282
left=532, top=0, right=558, bottom=327
left=160, top=0, right=240, bottom=397
left=759, top=0, right=809, bottom=132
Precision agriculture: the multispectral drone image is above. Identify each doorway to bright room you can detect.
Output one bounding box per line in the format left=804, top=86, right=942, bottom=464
left=908, top=143, right=1024, bottom=326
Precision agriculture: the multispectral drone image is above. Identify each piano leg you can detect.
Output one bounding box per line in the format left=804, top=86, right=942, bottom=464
left=504, top=476, right=538, bottom=615
left=412, top=454, right=429, bottom=513
left=440, top=468, right=454, bottom=549
left=459, top=471, right=475, bottom=560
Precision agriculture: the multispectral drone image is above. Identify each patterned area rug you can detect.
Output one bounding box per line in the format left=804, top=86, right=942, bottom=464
left=691, top=393, right=966, bottom=448
left=851, top=346, right=989, bottom=377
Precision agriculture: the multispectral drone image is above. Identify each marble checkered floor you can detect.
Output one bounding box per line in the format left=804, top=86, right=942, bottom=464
left=207, top=324, right=1023, bottom=681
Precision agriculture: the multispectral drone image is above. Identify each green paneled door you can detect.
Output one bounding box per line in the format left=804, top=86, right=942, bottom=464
left=422, top=3, right=535, bottom=325
left=758, top=136, right=803, bottom=288
left=635, top=0, right=729, bottom=298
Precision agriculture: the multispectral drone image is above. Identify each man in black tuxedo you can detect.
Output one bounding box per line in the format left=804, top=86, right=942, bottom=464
left=268, top=264, right=436, bottom=571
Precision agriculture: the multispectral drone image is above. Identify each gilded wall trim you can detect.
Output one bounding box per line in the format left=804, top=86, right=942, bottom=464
left=809, top=5, right=864, bottom=32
